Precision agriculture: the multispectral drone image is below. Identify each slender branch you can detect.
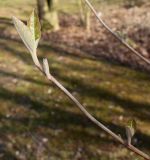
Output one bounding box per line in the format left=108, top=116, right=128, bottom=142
left=12, top=6, right=150, bottom=159
left=32, top=57, right=150, bottom=160
left=84, top=0, right=150, bottom=66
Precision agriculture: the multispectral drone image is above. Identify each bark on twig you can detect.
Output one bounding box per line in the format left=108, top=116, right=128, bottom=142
left=31, top=55, right=150, bottom=160
left=84, top=0, right=150, bottom=66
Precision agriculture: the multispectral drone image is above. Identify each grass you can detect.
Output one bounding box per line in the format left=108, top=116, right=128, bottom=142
left=0, top=0, right=150, bottom=159
left=0, top=36, right=150, bottom=159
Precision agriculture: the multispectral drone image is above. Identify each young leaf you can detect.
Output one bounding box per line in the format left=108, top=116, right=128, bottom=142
left=12, top=9, right=41, bottom=55
left=43, top=58, right=51, bottom=78
left=126, top=120, right=136, bottom=145
left=116, top=31, right=127, bottom=40
left=12, top=16, right=36, bottom=54
left=27, top=10, right=41, bottom=42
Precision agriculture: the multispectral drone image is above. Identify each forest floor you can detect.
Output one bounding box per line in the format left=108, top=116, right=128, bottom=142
left=44, top=1, right=150, bottom=72
left=0, top=0, right=150, bottom=160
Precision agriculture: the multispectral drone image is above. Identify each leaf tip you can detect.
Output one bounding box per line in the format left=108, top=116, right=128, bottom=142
left=125, top=119, right=137, bottom=145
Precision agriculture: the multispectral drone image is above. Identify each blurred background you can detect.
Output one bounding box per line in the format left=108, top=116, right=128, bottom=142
left=0, top=0, right=150, bottom=159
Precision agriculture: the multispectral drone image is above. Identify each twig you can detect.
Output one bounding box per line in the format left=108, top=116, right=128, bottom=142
left=32, top=56, right=150, bottom=160
left=84, top=0, right=150, bottom=66
left=12, top=8, right=150, bottom=159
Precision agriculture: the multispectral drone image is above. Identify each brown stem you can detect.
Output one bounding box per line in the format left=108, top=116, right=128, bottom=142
left=50, top=76, right=150, bottom=160
left=84, top=0, right=150, bottom=66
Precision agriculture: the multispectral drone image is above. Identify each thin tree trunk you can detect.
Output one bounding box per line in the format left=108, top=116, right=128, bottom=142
left=78, top=0, right=91, bottom=35
left=37, top=0, right=45, bottom=20
left=37, top=0, right=60, bottom=31
left=45, top=0, right=60, bottom=31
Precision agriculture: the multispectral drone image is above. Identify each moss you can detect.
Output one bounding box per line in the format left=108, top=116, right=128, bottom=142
left=0, top=37, right=149, bottom=159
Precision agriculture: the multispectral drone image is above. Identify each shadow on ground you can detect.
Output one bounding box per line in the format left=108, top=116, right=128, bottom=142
left=0, top=35, right=150, bottom=159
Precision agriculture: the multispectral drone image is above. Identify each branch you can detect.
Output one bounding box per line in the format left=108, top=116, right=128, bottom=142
left=32, top=55, right=149, bottom=160
left=12, top=10, right=150, bottom=160
left=84, top=0, right=150, bottom=66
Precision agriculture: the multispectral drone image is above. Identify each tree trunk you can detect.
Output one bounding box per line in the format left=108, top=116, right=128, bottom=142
left=37, top=0, right=60, bottom=31
left=37, top=0, right=45, bottom=20
left=45, top=0, right=60, bottom=31
left=78, top=0, right=91, bottom=35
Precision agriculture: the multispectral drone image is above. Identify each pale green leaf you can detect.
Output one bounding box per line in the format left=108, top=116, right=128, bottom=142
left=12, top=16, right=36, bottom=55
left=27, top=10, right=41, bottom=41
left=126, top=120, right=136, bottom=145
left=128, top=119, right=136, bottom=136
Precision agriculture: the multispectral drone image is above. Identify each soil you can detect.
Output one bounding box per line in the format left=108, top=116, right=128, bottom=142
left=43, top=3, right=150, bottom=72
